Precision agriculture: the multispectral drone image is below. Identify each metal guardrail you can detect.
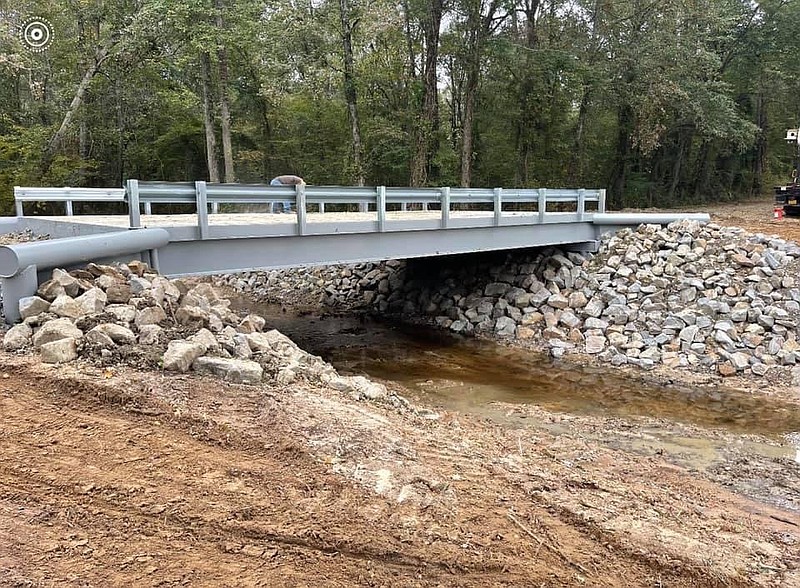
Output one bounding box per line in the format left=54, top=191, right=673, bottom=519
left=14, top=186, right=125, bottom=216
left=0, top=228, right=170, bottom=324
left=124, top=180, right=606, bottom=239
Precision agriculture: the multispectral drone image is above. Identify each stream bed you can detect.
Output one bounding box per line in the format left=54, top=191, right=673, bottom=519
left=236, top=299, right=800, bottom=511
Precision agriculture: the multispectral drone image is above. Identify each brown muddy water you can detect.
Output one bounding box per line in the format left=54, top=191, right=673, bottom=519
left=233, top=299, right=800, bottom=506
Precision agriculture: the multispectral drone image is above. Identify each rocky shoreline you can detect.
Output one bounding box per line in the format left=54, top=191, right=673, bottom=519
left=217, top=219, right=800, bottom=383
left=2, top=261, right=409, bottom=411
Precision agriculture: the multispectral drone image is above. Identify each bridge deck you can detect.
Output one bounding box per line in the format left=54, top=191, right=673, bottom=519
left=35, top=209, right=546, bottom=228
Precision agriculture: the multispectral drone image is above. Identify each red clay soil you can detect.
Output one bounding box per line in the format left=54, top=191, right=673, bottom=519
left=0, top=354, right=797, bottom=587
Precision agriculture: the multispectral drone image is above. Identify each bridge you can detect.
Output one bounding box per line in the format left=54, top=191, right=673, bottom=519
left=0, top=182, right=709, bottom=322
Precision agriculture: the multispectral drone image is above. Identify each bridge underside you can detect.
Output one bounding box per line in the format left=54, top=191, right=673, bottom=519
left=155, top=221, right=600, bottom=276
left=2, top=213, right=602, bottom=276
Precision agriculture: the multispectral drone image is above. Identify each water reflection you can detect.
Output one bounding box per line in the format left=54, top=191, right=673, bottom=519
left=240, top=302, right=800, bottom=441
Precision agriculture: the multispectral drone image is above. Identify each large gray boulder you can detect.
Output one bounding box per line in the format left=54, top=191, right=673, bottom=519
left=40, top=338, right=78, bottom=363
left=91, top=323, right=137, bottom=345
left=32, top=318, right=83, bottom=348
left=19, top=296, right=51, bottom=320
left=49, top=294, right=83, bottom=319
left=163, top=340, right=205, bottom=372
left=192, top=356, right=263, bottom=384
left=3, top=324, right=33, bottom=351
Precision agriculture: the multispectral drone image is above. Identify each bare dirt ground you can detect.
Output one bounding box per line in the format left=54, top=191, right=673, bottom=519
left=1, top=196, right=800, bottom=587
left=657, top=195, right=800, bottom=243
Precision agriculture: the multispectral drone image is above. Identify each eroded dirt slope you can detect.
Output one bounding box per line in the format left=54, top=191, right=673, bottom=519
left=0, top=355, right=797, bottom=587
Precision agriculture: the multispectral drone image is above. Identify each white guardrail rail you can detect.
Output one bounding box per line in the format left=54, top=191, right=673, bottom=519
left=14, top=182, right=606, bottom=237
left=14, top=186, right=126, bottom=216
left=124, top=181, right=606, bottom=238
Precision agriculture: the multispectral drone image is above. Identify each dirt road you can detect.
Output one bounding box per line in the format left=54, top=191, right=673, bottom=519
left=658, top=195, right=800, bottom=243
left=1, top=196, right=799, bottom=586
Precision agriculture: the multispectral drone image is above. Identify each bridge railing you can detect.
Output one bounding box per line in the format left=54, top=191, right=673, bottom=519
left=12, top=182, right=606, bottom=236
left=13, top=186, right=126, bottom=216
left=125, top=180, right=606, bottom=237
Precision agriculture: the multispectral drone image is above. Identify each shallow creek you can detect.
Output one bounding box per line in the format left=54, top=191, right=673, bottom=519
left=236, top=300, right=800, bottom=510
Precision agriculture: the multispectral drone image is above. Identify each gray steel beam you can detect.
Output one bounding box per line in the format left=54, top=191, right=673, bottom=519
left=0, top=228, right=171, bottom=278
left=593, top=212, right=710, bottom=225
left=154, top=222, right=600, bottom=277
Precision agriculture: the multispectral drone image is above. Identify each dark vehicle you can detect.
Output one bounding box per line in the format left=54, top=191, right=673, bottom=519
left=774, top=183, right=800, bottom=217
left=775, top=128, right=800, bottom=217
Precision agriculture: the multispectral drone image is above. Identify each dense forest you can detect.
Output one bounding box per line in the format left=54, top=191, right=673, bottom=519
left=2, top=0, right=800, bottom=214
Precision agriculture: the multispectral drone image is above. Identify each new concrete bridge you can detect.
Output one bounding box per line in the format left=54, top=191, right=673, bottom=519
left=0, top=182, right=710, bottom=322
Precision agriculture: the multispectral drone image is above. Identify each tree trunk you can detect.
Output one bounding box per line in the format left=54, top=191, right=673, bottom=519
left=460, top=59, right=478, bottom=187
left=215, top=0, right=235, bottom=182
left=40, top=37, right=115, bottom=179
left=667, top=129, right=693, bottom=204
left=401, top=0, right=416, bottom=79
left=567, top=87, right=590, bottom=184
left=692, top=141, right=714, bottom=202
left=514, top=0, right=540, bottom=185
left=752, top=89, right=767, bottom=196
left=115, top=75, right=124, bottom=185
left=410, top=0, right=443, bottom=187
left=339, top=0, right=365, bottom=186
left=459, top=1, right=505, bottom=188
left=77, top=12, right=89, bottom=184
left=609, top=104, right=634, bottom=210
left=201, top=52, right=221, bottom=183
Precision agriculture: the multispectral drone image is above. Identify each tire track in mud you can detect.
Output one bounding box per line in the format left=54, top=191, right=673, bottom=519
left=1, top=356, right=795, bottom=587
left=0, top=367, right=565, bottom=586
left=0, top=468, right=514, bottom=577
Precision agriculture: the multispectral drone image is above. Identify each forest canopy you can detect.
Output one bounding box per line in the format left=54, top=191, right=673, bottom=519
left=1, top=0, right=800, bottom=214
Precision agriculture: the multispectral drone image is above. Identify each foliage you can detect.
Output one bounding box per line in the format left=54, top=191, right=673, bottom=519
left=0, top=0, right=798, bottom=214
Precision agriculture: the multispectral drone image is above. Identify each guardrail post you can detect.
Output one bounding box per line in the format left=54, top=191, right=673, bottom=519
left=126, top=179, right=141, bottom=228
left=599, top=188, right=606, bottom=213
left=359, top=201, right=368, bottom=213
left=15, top=192, right=23, bottom=217
left=212, top=202, right=219, bottom=214
left=538, top=188, right=546, bottom=223
left=1, top=264, right=38, bottom=324
left=296, top=183, right=307, bottom=235
left=195, top=181, right=209, bottom=240
left=144, top=202, right=152, bottom=215
left=319, top=202, right=325, bottom=214
left=377, top=186, right=386, bottom=232
left=577, top=188, right=585, bottom=220
left=440, top=186, right=450, bottom=228
left=65, top=200, right=73, bottom=216
left=493, top=187, right=503, bottom=226
left=148, top=247, right=161, bottom=273
left=401, top=202, right=407, bottom=212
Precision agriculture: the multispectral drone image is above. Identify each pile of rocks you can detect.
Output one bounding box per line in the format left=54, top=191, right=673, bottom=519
left=221, top=220, right=800, bottom=378
left=2, top=261, right=397, bottom=404
left=216, top=260, right=406, bottom=308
